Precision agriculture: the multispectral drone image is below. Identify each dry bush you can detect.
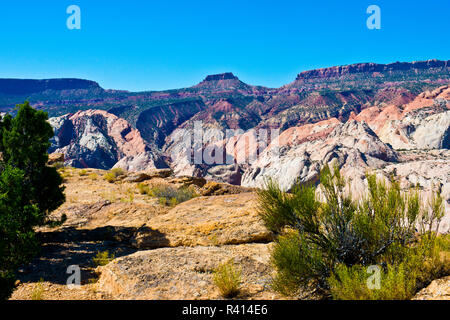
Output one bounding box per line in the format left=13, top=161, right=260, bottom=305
left=213, top=259, right=242, bottom=298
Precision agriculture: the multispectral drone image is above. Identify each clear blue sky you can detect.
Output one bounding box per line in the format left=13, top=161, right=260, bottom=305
left=0, top=0, right=448, bottom=91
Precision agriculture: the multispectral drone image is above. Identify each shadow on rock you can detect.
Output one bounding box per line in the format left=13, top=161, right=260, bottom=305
left=17, top=226, right=169, bottom=285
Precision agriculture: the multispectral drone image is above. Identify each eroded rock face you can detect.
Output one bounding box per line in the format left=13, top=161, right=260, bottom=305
left=241, top=119, right=397, bottom=191
left=293, top=60, right=450, bottom=83
left=49, top=110, right=166, bottom=170
left=355, top=86, right=450, bottom=150
left=112, top=151, right=169, bottom=172
left=164, top=123, right=268, bottom=185
left=0, top=78, right=101, bottom=95
left=240, top=116, right=449, bottom=232
left=38, top=65, right=448, bottom=185
left=95, top=243, right=283, bottom=300
left=193, top=72, right=264, bottom=95
left=375, top=110, right=450, bottom=150
left=136, top=99, right=207, bottom=148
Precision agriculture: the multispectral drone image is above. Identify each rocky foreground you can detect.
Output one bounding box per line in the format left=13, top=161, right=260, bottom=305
left=10, top=166, right=449, bottom=300
left=10, top=168, right=284, bottom=300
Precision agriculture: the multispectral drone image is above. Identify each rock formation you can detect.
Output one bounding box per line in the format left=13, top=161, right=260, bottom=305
left=241, top=119, right=397, bottom=191
left=355, top=86, right=450, bottom=150
left=49, top=110, right=166, bottom=170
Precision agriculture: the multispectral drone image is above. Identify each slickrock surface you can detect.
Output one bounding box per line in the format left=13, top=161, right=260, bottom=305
left=10, top=164, right=449, bottom=300
left=133, top=193, right=272, bottom=249
left=95, top=244, right=284, bottom=300
left=11, top=168, right=273, bottom=300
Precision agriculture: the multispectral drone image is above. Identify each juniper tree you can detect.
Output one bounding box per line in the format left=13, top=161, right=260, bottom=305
left=0, top=101, right=65, bottom=299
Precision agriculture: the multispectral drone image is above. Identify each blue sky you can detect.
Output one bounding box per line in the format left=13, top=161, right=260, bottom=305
left=0, top=0, right=448, bottom=91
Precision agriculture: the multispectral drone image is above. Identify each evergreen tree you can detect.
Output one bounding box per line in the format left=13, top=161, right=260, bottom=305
left=0, top=165, right=40, bottom=299
left=0, top=101, right=65, bottom=299
left=0, top=101, right=65, bottom=220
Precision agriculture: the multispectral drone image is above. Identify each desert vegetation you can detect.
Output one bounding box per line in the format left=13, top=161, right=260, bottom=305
left=93, top=251, right=115, bottom=267
left=30, top=278, right=45, bottom=300
left=88, top=173, right=99, bottom=180
left=257, top=165, right=449, bottom=300
left=104, top=168, right=127, bottom=183
left=213, top=259, right=242, bottom=298
left=138, top=182, right=197, bottom=207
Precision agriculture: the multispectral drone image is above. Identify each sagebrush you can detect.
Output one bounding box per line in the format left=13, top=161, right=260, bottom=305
left=258, top=165, right=448, bottom=299
left=149, top=184, right=197, bottom=206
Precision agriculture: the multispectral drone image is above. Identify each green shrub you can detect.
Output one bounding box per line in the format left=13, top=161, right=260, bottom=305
left=329, top=234, right=450, bottom=300
left=169, top=197, right=178, bottom=207
left=257, top=165, right=447, bottom=299
left=60, top=171, right=72, bottom=181
left=88, top=173, right=98, bottom=180
left=213, top=259, right=242, bottom=298
left=270, top=231, right=327, bottom=296
left=111, top=168, right=126, bottom=177
left=0, top=102, right=65, bottom=216
left=31, top=278, right=45, bottom=300
left=0, top=271, right=16, bottom=300
left=328, top=262, right=417, bottom=300
left=150, top=184, right=197, bottom=206
left=92, top=250, right=115, bottom=267
left=79, top=169, right=88, bottom=176
left=120, top=188, right=135, bottom=203
left=158, top=197, right=168, bottom=206
left=104, top=172, right=116, bottom=183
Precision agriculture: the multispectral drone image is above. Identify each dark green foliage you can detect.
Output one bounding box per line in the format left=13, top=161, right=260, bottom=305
left=0, top=165, right=40, bottom=299
left=0, top=102, right=65, bottom=218
left=149, top=184, right=197, bottom=206
left=270, top=231, right=329, bottom=296
left=0, top=270, right=15, bottom=300
left=0, top=101, right=65, bottom=299
left=257, top=165, right=447, bottom=298
left=328, top=233, right=450, bottom=299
